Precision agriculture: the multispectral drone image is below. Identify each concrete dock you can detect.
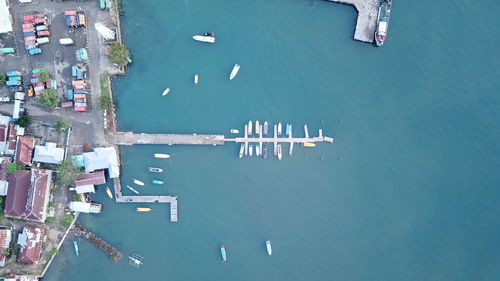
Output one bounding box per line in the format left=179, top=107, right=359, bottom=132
left=326, top=0, right=381, bottom=43
left=114, top=132, right=224, bottom=145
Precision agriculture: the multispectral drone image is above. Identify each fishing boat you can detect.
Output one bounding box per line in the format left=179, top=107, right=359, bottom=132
left=229, top=64, right=240, bottom=80
left=162, top=88, right=171, bottom=96
left=263, top=121, right=269, bottom=136
left=239, top=144, right=244, bottom=159
left=126, top=185, right=140, bottom=194
left=248, top=121, right=253, bottom=136
left=255, top=120, right=260, bottom=136
left=278, top=122, right=282, bottom=136
left=136, top=207, right=151, bottom=212
left=152, top=180, right=164, bottom=185
left=230, top=129, right=239, bottom=134
left=249, top=144, right=253, bottom=156
left=256, top=144, right=261, bottom=157
left=105, top=187, right=113, bottom=199
left=375, top=0, right=392, bottom=46
left=266, top=240, right=272, bottom=256
left=154, top=153, right=170, bottom=158
left=277, top=144, right=282, bottom=160
left=263, top=144, right=268, bottom=159
left=302, top=142, right=316, bottom=147
left=129, top=253, right=144, bottom=268
left=148, top=167, right=164, bottom=173
left=73, top=241, right=79, bottom=256
left=285, top=124, right=290, bottom=137
left=132, top=179, right=145, bottom=186
left=193, top=32, right=216, bottom=43
left=220, top=245, right=227, bottom=262
left=194, top=74, right=199, bottom=84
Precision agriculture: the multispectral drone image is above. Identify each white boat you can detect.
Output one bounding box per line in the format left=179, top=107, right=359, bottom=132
left=154, top=153, right=170, bottom=159
left=277, top=144, right=282, bottom=160
left=256, top=144, right=261, bottom=157
left=148, top=167, right=164, bottom=173
left=229, top=64, right=240, bottom=80
left=263, top=121, right=269, bottom=136
left=230, top=129, right=239, bottom=134
left=194, top=74, right=199, bottom=84
left=73, top=241, right=79, bottom=256
left=266, top=240, right=272, bottom=256
left=278, top=122, right=282, bottom=136
left=129, top=253, right=144, bottom=268
left=239, top=144, right=244, bottom=159
left=192, top=32, right=215, bottom=43
left=249, top=144, right=253, bottom=156
left=255, top=121, right=260, bottom=136
left=132, top=179, right=145, bottom=186
left=162, top=88, right=171, bottom=96
left=248, top=121, right=253, bottom=136
left=126, top=185, right=140, bottom=194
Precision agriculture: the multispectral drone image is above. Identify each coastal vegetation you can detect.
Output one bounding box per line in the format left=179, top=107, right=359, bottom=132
left=14, top=115, right=30, bottom=128
left=99, top=73, right=114, bottom=111
left=57, top=159, right=83, bottom=186
left=38, top=88, right=60, bottom=108
left=6, top=163, right=26, bottom=173
left=55, top=120, right=70, bottom=131
left=60, top=214, right=75, bottom=228
left=0, top=73, right=6, bottom=85
left=108, top=42, right=131, bottom=67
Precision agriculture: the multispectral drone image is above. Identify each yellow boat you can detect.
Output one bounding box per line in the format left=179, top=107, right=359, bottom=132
left=136, top=208, right=151, bottom=212
left=105, top=187, right=113, bottom=199
left=301, top=142, right=316, bottom=147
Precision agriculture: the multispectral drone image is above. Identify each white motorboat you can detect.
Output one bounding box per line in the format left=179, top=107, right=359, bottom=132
left=162, top=88, right=171, bottom=96
left=132, top=179, right=145, bottom=186
left=277, top=144, right=282, bottom=160
left=126, top=185, right=140, bottom=194
left=266, top=240, right=272, bottom=256
left=278, top=122, right=282, bottom=136
left=229, top=64, right=240, bottom=80
left=193, top=32, right=215, bottom=43
left=255, top=120, right=260, bottom=136
left=249, top=144, right=253, bottom=156
left=194, top=74, right=199, bottom=84
left=230, top=129, right=239, bottom=134
left=154, top=153, right=170, bottom=159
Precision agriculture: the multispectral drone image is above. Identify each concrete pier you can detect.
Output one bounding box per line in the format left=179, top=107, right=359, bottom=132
left=326, top=0, right=381, bottom=43
left=114, top=132, right=224, bottom=145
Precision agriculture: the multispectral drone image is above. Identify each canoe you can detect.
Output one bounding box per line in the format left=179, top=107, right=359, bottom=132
left=220, top=245, right=227, bottom=262
left=105, top=187, right=113, bottom=199
left=132, top=179, right=145, bottom=186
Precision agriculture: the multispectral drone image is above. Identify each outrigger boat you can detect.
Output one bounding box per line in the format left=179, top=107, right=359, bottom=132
left=136, top=207, right=151, bottom=212
left=194, top=74, right=199, bottom=84
left=154, top=153, right=170, bottom=158
left=129, top=253, right=144, bottom=268
left=193, top=32, right=215, bottom=43
left=152, top=180, right=164, bottom=185
left=73, top=241, right=79, bottom=256
left=266, top=240, right=272, bottom=256
left=126, top=185, right=140, bottom=194
left=105, top=187, right=113, bottom=199
left=162, top=88, right=171, bottom=96
left=229, top=64, right=240, bottom=80
left=148, top=167, right=164, bottom=173
left=220, top=245, right=227, bottom=262
left=239, top=144, right=244, bottom=159
left=132, top=179, right=145, bottom=186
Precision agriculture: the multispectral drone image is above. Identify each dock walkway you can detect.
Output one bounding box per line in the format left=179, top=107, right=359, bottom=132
left=326, top=0, right=381, bottom=43
left=114, top=132, right=224, bottom=145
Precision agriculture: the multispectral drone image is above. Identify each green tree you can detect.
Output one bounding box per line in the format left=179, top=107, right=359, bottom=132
left=0, top=72, right=6, bottom=84
left=38, top=88, right=60, bottom=107
left=55, top=120, right=70, bottom=131
left=108, top=42, right=130, bottom=67
left=6, top=163, right=26, bottom=173
left=57, top=159, right=83, bottom=186
left=39, top=68, right=50, bottom=82
left=15, top=115, right=31, bottom=128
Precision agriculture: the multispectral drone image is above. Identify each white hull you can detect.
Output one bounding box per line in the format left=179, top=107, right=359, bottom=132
left=229, top=64, right=240, bottom=80
left=266, top=241, right=272, bottom=256
left=278, top=123, right=282, bottom=136
left=194, top=74, right=199, bottom=84
left=249, top=145, right=253, bottom=156
left=192, top=35, right=215, bottom=43
left=154, top=153, right=170, bottom=158
left=230, top=129, right=239, bottom=134
left=132, top=179, right=145, bottom=186
left=162, top=88, right=171, bottom=96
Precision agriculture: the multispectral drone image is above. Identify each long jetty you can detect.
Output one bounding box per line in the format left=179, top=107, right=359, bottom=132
left=115, top=132, right=224, bottom=145
left=326, top=0, right=381, bottom=43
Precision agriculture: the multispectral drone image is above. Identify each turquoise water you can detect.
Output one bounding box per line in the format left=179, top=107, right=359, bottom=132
left=44, top=0, right=499, bottom=280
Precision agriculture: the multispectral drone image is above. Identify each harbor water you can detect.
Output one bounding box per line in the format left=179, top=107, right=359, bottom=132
left=44, top=0, right=499, bottom=280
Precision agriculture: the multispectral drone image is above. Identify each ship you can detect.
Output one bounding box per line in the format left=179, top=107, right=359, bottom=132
left=126, top=185, right=140, bottom=194
left=136, top=207, right=151, bottom=212
left=152, top=180, right=164, bottom=185
left=73, top=241, right=79, bottom=256
left=277, top=144, right=282, bottom=160
left=105, top=187, right=113, bottom=199
left=375, top=0, right=392, bottom=47
left=255, top=120, right=260, bottom=135
left=263, top=144, right=268, bottom=159
left=263, top=121, right=269, bottom=136
left=194, top=74, right=199, bottom=84
left=266, top=240, right=272, bottom=256
left=162, top=88, right=171, bottom=96
left=302, top=142, right=316, bottom=147
left=230, top=129, right=239, bottom=134
left=229, top=64, right=240, bottom=80
left=249, top=144, right=253, bottom=156
left=239, top=144, right=244, bottom=159
left=154, top=153, right=170, bottom=158
left=220, top=245, right=227, bottom=262
left=193, top=32, right=215, bottom=43
left=132, top=179, right=145, bottom=186
left=248, top=121, right=253, bottom=136
left=278, top=122, right=282, bottom=136
left=148, top=167, right=164, bottom=173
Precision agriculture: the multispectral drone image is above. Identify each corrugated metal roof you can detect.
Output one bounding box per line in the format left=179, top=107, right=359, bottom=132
left=0, top=0, right=13, bottom=33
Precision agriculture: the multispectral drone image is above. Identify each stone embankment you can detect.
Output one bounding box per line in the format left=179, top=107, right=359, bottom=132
left=72, top=224, right=122, bottom=262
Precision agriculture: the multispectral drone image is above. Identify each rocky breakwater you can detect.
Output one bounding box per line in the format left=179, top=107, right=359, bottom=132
left=72, top=223, right=123, bottom=261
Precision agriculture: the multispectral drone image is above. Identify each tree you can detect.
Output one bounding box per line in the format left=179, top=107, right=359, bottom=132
left=57, top=159, right=83, bottom=186
left=15, top=115, right=31, bottom=128
left=7, top=163, right=26, bottom=173
left=40, top=68, right=50, bottom=83
left=55, top=120, right=70, bottom=131
left=108, top=42, right=130, bottom=67
left=99, top=94, right=114, bottom=111
left=38, top=88, right=60, bottom=107
left=0, top=73, right=6, bottom=85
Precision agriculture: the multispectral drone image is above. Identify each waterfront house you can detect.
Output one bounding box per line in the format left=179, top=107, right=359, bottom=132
left=0, top=157, right=11, bottom=196
left=33, top=142, right=65, bottom=164
left=72, top=170, right=106, bottom=194
left=0, top=228, right=12, bottom=266
left=17, top=226, right=45, bottom=265
left=83, top=147, right=120, bottom=178
left=14, top=136, right=35, bottom=166
left=4, top=168, right=52, bottom=223
left=69, top=201, right=102, bottom=214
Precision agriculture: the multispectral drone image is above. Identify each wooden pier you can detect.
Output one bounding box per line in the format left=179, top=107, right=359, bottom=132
left=114, top=132, right=224, bottom=146
left=326, top=0, right=381, bottom=43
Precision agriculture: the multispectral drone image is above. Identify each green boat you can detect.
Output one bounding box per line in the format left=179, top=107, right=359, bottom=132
left=152, top=180, right=164, bottom=185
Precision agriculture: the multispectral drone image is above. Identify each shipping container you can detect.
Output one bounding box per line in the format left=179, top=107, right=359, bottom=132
left=32, top=73, right=40, bottom=78
left=32, top=68, right=42, bottom=74
left=23, top=15, right=35, bottom=22
left=35, top=25, right=47, bottom=31
left=29, top=48, right=42, bottom=55
left=37, top=30, right=50, bottom=37
left=66, top=90, right=74, bottom=100
left=45, top=81, right=50, bottom=88
left=22, top=23, right=33, bottom=29
left=64, top=10, right=77, bottom=16
left=34, top=86, right=45, bottom=92
left=100, top=0, right=106, bottom=9
left=74, top=93, right=86, bottom=99
left=23, top=32, right=35, bottom=37
left=8, top=76, right=22, bottom=81
left=19, top=0, right=33, bottom=4
left=24, top=36, right=36, bottom=41
left=65, top=16, right=71, bottom=27
left=34, top=18, right=46, bottom=24
left=59, top=38, right=74, bottom=45
left=6, top=71, right=22, bottom=77
left=50, top=80, right=57, bottom=89
left=76, top=69, right=83, bottom=80
left=9, top=86, right=23, bottom=92
left=25, top=44, right=36, bottom=50
left=36, top=37, right=50, bottom=44
left=71, top=66, right=77, bottom=77
left=35, top=82, right=44, bottom=87
left=30, top=77, right=40, bottom=84
left=1, top=48, right=15, bottom=54
left=74, top=107, right=87, bottom=112
left=78, top=14, right=86, bottom=26
left=74, top=102, right=87, bottom=107
left=73, top=89, right=87, bottom=94
left=22, top=28, right=33, bottom=33
left=6, top=80, right=21, bottom=86
left=61, top=101, right=73, bottom=108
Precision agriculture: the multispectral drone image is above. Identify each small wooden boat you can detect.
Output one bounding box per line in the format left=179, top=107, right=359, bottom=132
left=154, top=153, right=170, bottom=159
left=136, top=207, right=151, bottom=212
left=73, top=241, right=79, bottom=256
left=148, top=167, right=164, bottom=173
left=126, top=185, right=140, bottom=194
left=152, top=180, right=164, bottom=185
left=229, top=64, right=240, bottom=80
left=220, top=245, right=227, bottom=262
left=105, top=187, right=113, bottom=199
left=132, top=179, right=145, bottom=186
left=162, top=88, right=171, bottom=96
left=266, top=240, right=272, bottom=256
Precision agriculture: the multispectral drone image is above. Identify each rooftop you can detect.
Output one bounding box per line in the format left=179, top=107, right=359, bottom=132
left=17, top=226, right=45, bottom=265
left=0, top=0, right=13, bottom=33
left=33, top=142, right=65, bottom=164
left=75, top=170, right=106, bottom=186
left=83, top=147, right=119, bottom=178
left=15, top=136, right=35, bottom=166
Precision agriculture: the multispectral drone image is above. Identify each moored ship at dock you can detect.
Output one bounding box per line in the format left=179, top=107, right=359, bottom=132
left=247, top=121, right=253, bottom=136
left=263, top=121, right=269, bottom=136
left=375, top=0, right=392, bottom=46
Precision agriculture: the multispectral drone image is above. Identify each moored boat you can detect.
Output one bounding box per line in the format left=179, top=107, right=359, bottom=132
left=277, top=144, right=282, bottom=160
left=239, top=144, right=244, bottom=159
left=193, top=32, right=215, bottom=43
left=255, top=120, right=260, bottom=135
left=375, top=0, right=392, bottom=47
left=154, top=153, right=170, bottom=158
left=229, top=64, right=240, bottom=80
left=230, top=129, right=239, bottom=134
left=132, top=179, right=145, bottom=186
left=148, top=167, right=164, bottom=173
left=302, top=142, right=316, bottom=147
left=256, top=144, right=261, bottom=157
left=162, top=88, right=171, bottom=96
left=126, top=185, right=140, bottom=194
left=266, top=240, right=272, bottom=256
left=248, top=121, right=253, bottom=136
left=263, top=121, right=269, bottom=136
left=278, top=122, right=282, bottom=136
left=152, top=180, right=164, bottom=185
left=220, top=245, right=227, bottom=262
left=137, top=207, right=151, bottom=212
left=263, top=144, right=268, bottom=159
left=73, top=241, right=79, bottom=256
left=285, top=123, right=290, bottom=137
left=249, top=144, right=253, bottom=156
left=194, top=74, right=199, bottom=84
left=105, top=187, right=113, bottom=199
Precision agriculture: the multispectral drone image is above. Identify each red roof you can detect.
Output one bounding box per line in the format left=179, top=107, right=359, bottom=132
left=75, top=171, right=106, bottom=186
left=0, top=157, right=12, bottom=181
left=0, top=125, right=7, bottom=143
left=7, top=122, right=17, bottom=151
left=0, top=229, right=11, bottom=249
left=4, top=169, right=52, bottom=222
left=15, top=136, right=35, bottom=166
left=17, top=226, right=45, bottom=265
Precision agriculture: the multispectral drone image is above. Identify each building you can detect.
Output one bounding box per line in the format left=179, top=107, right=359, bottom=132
left=0, top=228, right=12, bottom=266
left=33, top=142, right=65, bottom=164
left=14, top=136, right=35, bottom=166
left=17, top=226, right=45, bottom=265
left=83, top=147, right=119, bottom=178
left=4, top=169, right=52, bottom=223
left=4, top=275, right=39, bottom=281
left=69, top=201, right=102, bottom=214
left=0, top=0, right=13, bottom=34
left=0, top=156, right=11, bottom=195
left=72, top=170, right=106, bottom=194
left=0, top=115, right=10, bottom=154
